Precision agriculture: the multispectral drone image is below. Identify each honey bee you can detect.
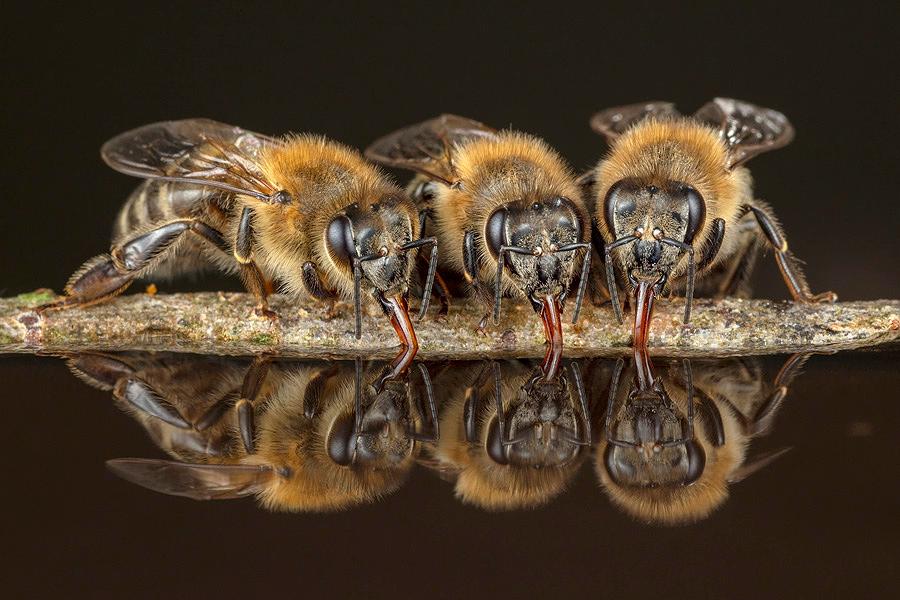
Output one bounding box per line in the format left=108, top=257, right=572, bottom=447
left=39, top=119, right=439, bottom=365
left=582, top=99, right=836, bottom=347
left=421, top=360, right=591, bottom=510
left=366, top=115, right=591, bottom=378
left=593, top=349, right=807, bottom=525
left=68, top=352, right=437, bottom=511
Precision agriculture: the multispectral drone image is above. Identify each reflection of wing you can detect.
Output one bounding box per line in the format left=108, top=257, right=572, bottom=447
left=107, top=458, right=272, bottom=500
left=365, top=114, right=497, bottom=184
left=416, top=457, right=462, bottom=482
left=101, top=119, right=283, bottom=200
left=694, top=98, right=795, bottom=168
left=589, top=101, right=680, bottom=143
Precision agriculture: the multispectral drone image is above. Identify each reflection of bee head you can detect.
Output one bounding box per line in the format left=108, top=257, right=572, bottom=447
left=100, top=358, right=434, bottom=513
left=254, top=365, right=428, bottom=512
left=366, top=115, right=592, bottom=342
left=594, top=358, right=782, bottom=525
left=429, top=361, right=589, bottom=510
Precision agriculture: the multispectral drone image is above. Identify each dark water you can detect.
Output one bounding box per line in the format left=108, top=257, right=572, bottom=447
left=2, top=350, right=897, bottom=599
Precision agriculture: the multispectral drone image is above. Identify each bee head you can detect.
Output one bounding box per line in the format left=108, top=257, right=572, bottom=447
left=603, top=178, right=705, bottom=288
left=325, top=195, right=416, bottom=299
left=485, top=196, right=586, bottom=307
left=326, top=378, right=415, bottom=468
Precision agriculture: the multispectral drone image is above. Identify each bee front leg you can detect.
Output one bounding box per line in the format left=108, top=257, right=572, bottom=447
left=463, top=231, right=492, bottom=335
left=234, top=207, right=277, bottom=319
left=745, top=202, right=837, bottom=303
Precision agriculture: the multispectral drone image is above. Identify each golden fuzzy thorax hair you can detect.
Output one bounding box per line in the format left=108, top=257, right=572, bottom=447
left=247, top=135, right=417, bottom=300
left=595, top=119, right=754, bottom=266
left=432, top=132, right=586, bottom=289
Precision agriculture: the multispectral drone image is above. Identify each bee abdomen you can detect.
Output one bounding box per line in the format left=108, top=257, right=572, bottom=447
left=113, top=181, right=215, bottom=241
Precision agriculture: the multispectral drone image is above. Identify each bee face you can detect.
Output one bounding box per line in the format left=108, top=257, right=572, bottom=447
left=604, top=178, right=705, bottom=285
left=325, top=194, right=416, bottom=298
left=326, top=382, right=415, bottom=468
left=485, top=196, right=584, bottom=302
left=603, top=394, right=707, bottom=488
left=487, top=373, right=584, bottom=468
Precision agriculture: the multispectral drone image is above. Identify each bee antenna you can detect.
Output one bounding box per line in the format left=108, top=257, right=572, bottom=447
left=493, top=250, right=506, bottom=325
left=659, top=237, right=696, bottom=324
left=418, top=239, right=438, bottom=322
left=567, top=243, right=592, bottom=324
left=603, top=236, right=638, bottom=325
left=352, top=258, right=363, bottom=339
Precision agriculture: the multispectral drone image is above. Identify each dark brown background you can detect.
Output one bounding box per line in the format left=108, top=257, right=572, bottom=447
left=2, top=2, right=898, bottom=599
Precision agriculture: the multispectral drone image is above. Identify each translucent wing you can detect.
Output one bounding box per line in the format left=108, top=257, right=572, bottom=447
left=106, top=458, right=273, bottom=500
left=589, top=101, right=680, bottom=143
left=101, top=119, right=284, bottom=201
left=694, top=98, right=795, bottom=169
left=365, top=114, right=498, bottom=184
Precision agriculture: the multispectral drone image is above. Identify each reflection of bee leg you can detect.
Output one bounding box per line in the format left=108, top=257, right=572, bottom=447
left=38, top=219, right=230, bottom=312
left=234, top=355, right=272, bottom=454
left=67, top=353, right=191, bottom=428
left=462, top=362, right=497, bottom=442
left=749, top=353, right=811, bottom=435
left=302, top=364, right=340, bottom=419
left=463, top=231, right=493, bottom=334
left=744, top=202, right=837, bottom=303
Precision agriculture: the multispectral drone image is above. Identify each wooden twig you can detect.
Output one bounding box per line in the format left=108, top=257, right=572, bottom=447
left=1, top=289, right=898, bottom=358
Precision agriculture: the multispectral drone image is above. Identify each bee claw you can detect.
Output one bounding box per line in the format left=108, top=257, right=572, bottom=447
left=253, top=306, right=279, bottom=320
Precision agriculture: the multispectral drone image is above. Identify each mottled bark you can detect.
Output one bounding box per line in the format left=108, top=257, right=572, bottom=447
left=1, top=289, right=898, bottom=358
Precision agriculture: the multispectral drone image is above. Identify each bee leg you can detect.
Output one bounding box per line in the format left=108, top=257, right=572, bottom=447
left=432, top=270, right=452, bottom=321
left=301, top=261, right=339, bottom=300
left=462, top=231, right=492, bottom=334
left=745, top=202, right=837, bottom=303
left=38, top=219, right=229, bottom=312
left=234, top=355, right=272, bottom=454
left=234, top=207, right=277, bottom=319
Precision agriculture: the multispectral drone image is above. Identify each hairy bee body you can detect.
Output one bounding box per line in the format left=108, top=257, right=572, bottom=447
left=427, top=133, right=587, bottom=299
left=107, top=136, right=419, bottom=300
left=594, top=119, right=755, bottom=294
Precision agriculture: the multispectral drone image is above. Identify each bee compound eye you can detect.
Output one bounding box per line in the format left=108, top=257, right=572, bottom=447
left=603, top=443, right=637, bottom=486
left=682, top=439, right=707, bottom=485
left=683, top=186, right=706, bottom=244
left=326, top=215, right=357, bottom=265
left=485, top=418, right=509, bottom=465
left=604, top=180, right=634, bottom=233
left=485, top=208, right=508, bottom=259
left=326, top=413, right=358, bottom=467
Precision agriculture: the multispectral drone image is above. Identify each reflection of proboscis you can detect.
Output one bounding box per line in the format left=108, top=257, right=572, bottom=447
left=68, top=353, right=436, bottom=511
left=422, top=360, right=593, bottom=510
left=592, top=351, right=808, bottom=525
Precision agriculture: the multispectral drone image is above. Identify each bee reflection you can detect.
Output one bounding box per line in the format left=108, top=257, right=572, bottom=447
left=423, top=360, right=592, bottom=510
left=68, top=353, right=435, bottom=512
left=592, top=351, right=806, bottom=525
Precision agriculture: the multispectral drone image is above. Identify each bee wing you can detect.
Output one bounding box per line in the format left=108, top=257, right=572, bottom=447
left=101, top=119, right=283, bottom=201
left=694, top=98, right=795, bottom=169
left=106, top=458, right=273, bottom=500
left=589, top=101, right=680, bottom=143
left=365, top=114, right=498, bottom=184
